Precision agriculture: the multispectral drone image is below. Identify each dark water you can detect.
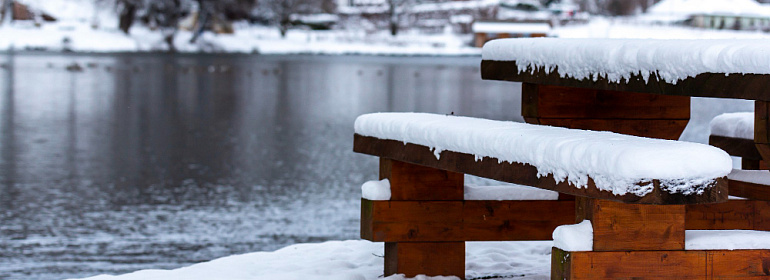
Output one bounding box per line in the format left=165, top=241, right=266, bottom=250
left=0, top=53, right=521, bottom=279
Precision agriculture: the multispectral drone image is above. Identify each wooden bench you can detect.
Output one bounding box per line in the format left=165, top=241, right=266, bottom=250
left=354, top=112, right=732, bottom=279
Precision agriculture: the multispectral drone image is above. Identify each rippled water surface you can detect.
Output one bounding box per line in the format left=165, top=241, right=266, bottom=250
left=0, top=53, right=525, bottom=279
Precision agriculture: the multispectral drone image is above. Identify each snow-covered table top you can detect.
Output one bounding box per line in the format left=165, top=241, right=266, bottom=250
left=354, top=113, right=731, bottom=204
left=481, top=38, right=770, bottom=101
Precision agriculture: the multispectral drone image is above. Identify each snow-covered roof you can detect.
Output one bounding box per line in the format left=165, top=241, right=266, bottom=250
left=472, top=22, right=551, bottom=34
left=482, top=38, right=770, bottom=84
left=647, top=0, right=770, bottom=19
left=355, top=113, right=731, bottom=197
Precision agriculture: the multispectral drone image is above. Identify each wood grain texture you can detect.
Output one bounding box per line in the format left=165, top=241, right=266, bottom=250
left=481, top=60, right=770, bottom=101
left=385, top=242, right=465, bottom=279
left=577, top=198, right=685, bottom=251
left=354, top=135, right=728, bottom=205
left=361, top=199, right=575, bottom=242
left=685, top=200, right=770, bottom=230
left=522, top=84, right=690, bottom=120
left=729, top=179, right=770, bottom=202
left=552, top=247, right=770, bottom=280
left=709, top=135, right=763, bottom=161
left=379, top=158, right=464, bottom=201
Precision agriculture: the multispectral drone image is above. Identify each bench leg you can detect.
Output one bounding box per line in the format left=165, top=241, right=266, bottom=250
left=378, top=159, right=465, bottom=279
left=385, top=242, right=465, bottom=278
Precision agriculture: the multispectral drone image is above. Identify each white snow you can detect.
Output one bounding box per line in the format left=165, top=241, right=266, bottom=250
left=552, top=220, right=593, bottom=252
left=482, top=38, right=770, bottom=84
left=647, top=0, right=770, bottom=20
left=710, top=112, right=754, bottom=139
left=465, top=184, right=559, bottom=200
left=471, top=22, right=551, bottom=34
left=354, top=113, right=732, bottom=197
left=70, top=240, right=554, bottom=280
left=686, top=230, right=770, bottom=250
left=362, top=179, right=391, bottom=200
left=728, top=169, right=770, bottom=185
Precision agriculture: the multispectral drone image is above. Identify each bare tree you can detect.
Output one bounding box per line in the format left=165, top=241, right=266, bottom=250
left=190, top=0, right=256, bottom=43
left=258, top=0, right=319, bottom=38
left=386, top=0, right=414, bottom=36
left=115, top=0, right=188, bottom=51
left=0, top=0, right=13, bottom=26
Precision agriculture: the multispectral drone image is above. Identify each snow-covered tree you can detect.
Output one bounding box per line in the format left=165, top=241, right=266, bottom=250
left=386, top=0, right=414, bottom=36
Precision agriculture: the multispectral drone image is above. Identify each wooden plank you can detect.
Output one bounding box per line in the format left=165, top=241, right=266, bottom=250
left=577, top=198, right=685, bottom=251
left=385, top=242, right=465, bottom=279
left=552, top=247, right=770, bottom=279
left=481, top=60, right=770, bottom=101
left=730, top=179, right=770, bottom=201
left=709, top=135, right=763, bottom=161
left=362, top=199, right=575, bottom=242
left=380, top=158, right=464, bottom=201
left=354, top=135, right=728, bottom=205
left=533, top=119, right=688, bottom=140
left=686, top=200, right=758, bottom=230
left=522, top=84, right=690, bottom=120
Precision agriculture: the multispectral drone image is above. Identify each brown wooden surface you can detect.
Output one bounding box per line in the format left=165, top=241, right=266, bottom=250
left=385, top=242, right=465, bottom=279
left=710, top=135, right=763, bottom=161
left=686, top=199, right=770, bottom=231
left=354, top=135, right=728, bottom=205
left=577, top=198, right=685, bottom=251
left=481, top=60, right=770, bottom=102
left=379, top=158, right=464, bottom=201
left=553, top=247, right=770, bottom=280
left=730, top=179, right=770, bottom=202
left=362, top=199, right=575, bottom=242
left=756, top=101, right=770, bottom=165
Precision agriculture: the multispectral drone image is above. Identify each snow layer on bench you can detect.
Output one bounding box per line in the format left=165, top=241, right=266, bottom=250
left=482, top=38, right=770, bottom=84
left=465, top=184, right=559, bottom=201
left=355, top=113, right=732, bottom=196
left=710, top=112, right=754, bottom=140
left=686, top=230, right=770, bottom=250
left=728, top=169, right=770, bottom=185
left=552, top=220, right=593, bottom=252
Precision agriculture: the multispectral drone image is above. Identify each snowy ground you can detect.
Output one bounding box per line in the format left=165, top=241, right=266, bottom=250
left=3, top=16, right=770, bottom=55
left=70, top=240, right=553, bottom=280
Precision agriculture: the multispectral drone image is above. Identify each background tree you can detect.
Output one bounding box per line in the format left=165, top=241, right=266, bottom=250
left=386, top=0, right=414, bottom=36
left=257, top=0, right=315, bottom=38
left=190, top=0, right=257, bottom=43
left=0, top=0, right=13, bottom=26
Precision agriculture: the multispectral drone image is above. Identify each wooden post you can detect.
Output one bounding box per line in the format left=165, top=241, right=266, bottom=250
left=755, top=101, right=770, bottom=167
left=378, top=158, right=465, bottom=279
left=576, top=197, right=685, bottom=251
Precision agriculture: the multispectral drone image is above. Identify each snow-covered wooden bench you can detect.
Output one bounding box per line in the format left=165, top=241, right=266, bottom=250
left=354, top=112, right=731, bottom=279
left=480, top=38, right=770, bottom=279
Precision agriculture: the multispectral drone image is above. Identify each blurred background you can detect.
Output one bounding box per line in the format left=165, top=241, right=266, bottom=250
left=0, top=0, right=765, bottom=279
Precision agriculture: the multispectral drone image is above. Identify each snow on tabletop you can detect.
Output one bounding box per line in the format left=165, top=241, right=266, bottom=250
left=728, top=169, right=770, bottom=185
left=362, top=179, right=391, bottom=200
left=355, top=113, right=732, bottom=197
left=465, top=184, right=559, bottom=201
left=710, top=112, right=754, bottom=140
left=70, top=240, right=554, bottom=280
left=481, top=38, right=770, bottom=84
left=552, top=220, right=593, bottom=252
left=686, top=230, right=770, bottom=250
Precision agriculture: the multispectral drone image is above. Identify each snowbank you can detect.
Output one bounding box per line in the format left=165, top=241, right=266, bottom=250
left=483, top=38, right=770, bottom=84
left=70, top=240, right=554, bottom=280
left=354, top=113, right=732, bottom=196
left=710, top=112, right=754, bottom=140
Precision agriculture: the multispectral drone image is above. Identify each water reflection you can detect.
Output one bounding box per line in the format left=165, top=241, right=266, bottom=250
left=0, top=53, right=519, bottom=279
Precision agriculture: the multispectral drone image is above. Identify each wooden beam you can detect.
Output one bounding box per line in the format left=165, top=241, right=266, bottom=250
left=481, top=60, right=770, bottom=101
left=354, top=135, right=728, bottom=205
left=553, top=247, right=770, bottom=279
left=380, top=158, right=464, bottom=201
left=385, top=242, right=465, bottom=279
left=686, top=200, right=770, bottom=231
left=577, top=197, right=685, bottom=251
left=362, top=199, right=575, bottom=242
left=729, top=179, right=770, bottom=202
left=709, top=135, right=763, bottom=161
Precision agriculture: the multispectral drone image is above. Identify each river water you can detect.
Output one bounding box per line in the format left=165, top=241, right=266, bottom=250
left=0, top=53, right=525, bottom=279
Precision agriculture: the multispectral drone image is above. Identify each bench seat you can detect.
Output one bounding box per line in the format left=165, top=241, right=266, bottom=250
left=355, top=112, right=731, bottom=204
